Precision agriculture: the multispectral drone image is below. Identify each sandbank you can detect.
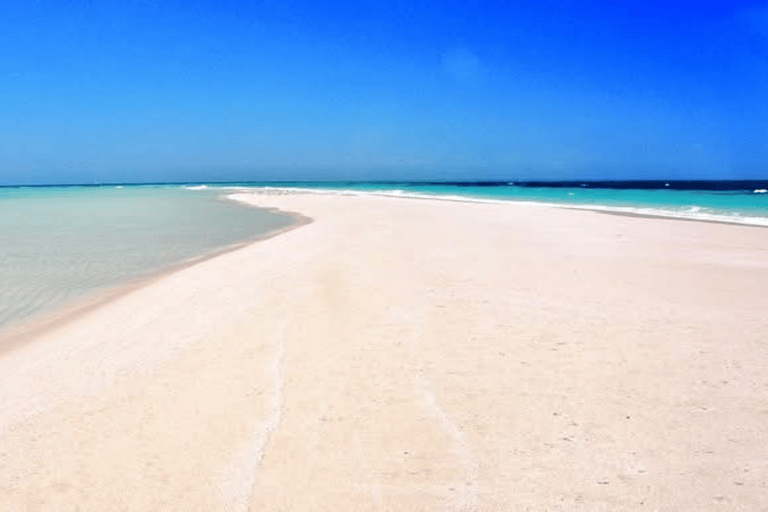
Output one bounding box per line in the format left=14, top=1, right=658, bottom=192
left=1, top=192, right=767, bottom=511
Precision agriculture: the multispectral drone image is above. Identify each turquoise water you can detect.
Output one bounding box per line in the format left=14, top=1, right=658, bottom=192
left=0, top=185, right=296, bottom=336
left=216, top=181, right=768, bottom=226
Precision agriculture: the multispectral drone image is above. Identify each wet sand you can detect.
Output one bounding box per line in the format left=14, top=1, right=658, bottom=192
left=1, top=192, right=767, bottom=511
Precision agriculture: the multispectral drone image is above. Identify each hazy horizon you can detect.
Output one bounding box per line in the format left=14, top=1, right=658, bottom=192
left=2, top=1, right=767, bottom=185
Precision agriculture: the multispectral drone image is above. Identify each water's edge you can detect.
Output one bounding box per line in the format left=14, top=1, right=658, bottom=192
left=0, top=206, right=312, bottom=355
left=2, top=180, right=765, bottom=353
left=244, top=185, right=768, bottom=228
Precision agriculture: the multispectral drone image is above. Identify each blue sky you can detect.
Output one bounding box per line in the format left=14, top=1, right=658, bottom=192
left=1, top=0, right=767, bottom=184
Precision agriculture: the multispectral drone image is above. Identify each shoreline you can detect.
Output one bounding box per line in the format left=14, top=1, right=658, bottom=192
left=586, top=208, right=768, bottom=228
left=243, top=186, right=768, bottom=228
left=2, top=192, right=767, bottom=510
left=0, top=205, right=313, bottom=356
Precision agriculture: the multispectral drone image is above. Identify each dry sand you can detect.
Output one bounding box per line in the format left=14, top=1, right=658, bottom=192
left=1, top=192, right=767, bottom=511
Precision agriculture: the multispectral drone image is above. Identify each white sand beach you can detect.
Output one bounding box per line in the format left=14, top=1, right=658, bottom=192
left=1, top=192, right=767, bottom=511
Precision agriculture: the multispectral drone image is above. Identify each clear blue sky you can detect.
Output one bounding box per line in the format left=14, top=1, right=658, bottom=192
left=1, top=0, right=767, bottom=184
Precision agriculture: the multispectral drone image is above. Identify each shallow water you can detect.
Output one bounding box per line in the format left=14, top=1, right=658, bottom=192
left=0, top=185, right=296, bottom=335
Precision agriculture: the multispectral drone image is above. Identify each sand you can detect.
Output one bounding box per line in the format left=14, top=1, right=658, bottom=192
left=1, top=192, right=767, bottom=511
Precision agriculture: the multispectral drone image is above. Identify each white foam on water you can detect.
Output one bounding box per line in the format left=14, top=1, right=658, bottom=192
left=182, top=185, right=209, bottom=190
left=754, top=189, right=767, bottom=194
left=239, top=186, right=768, bottom=227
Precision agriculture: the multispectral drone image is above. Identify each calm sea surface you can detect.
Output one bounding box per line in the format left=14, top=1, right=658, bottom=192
left=0, top=185, right=296, bottom=336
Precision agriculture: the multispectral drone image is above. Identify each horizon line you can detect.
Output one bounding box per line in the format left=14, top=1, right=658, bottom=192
left=2, top=178, right=768, bottom=190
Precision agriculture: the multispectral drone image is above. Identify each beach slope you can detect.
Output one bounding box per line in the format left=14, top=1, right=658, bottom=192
left=1, top=192, right=767, bottom=511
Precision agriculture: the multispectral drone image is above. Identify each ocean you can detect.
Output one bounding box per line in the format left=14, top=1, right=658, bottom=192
left=0, top=184, right=296, bottom=338
left=1, top=179, right=766, bottom=338
left=228, top=180, right=768, bottom=227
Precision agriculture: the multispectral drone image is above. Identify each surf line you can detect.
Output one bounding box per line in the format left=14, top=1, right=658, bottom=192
left=415, top=370, right=479, bottom=511
left=219, top=318, right=288, bottom=512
